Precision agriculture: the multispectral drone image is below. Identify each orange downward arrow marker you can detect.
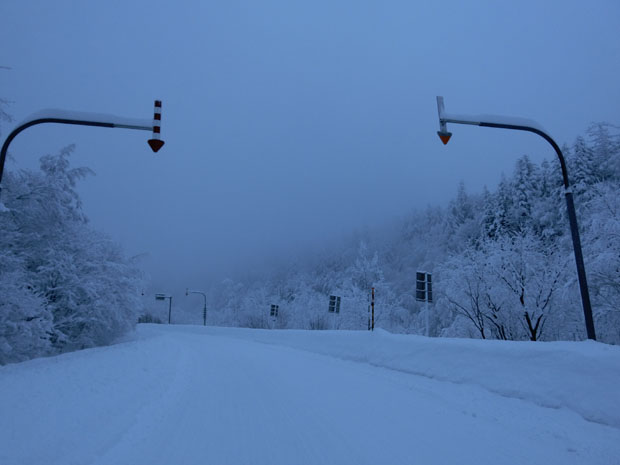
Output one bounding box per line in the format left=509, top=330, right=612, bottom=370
left=437, top=132, right=452, bottom=145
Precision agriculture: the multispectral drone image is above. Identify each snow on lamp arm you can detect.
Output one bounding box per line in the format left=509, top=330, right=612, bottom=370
left=0, top=101, right=165, bottom=211
left=435, top=96, right=596, bottom=340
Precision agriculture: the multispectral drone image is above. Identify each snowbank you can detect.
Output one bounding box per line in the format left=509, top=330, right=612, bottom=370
left=1, top=325, right=619, bottom=465
left=199, top=325, right=620, bottom=429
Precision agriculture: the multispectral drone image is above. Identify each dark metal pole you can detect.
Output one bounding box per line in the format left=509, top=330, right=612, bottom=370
left=564, top=189, right=597, bottom=339
left=0, top=119, right=112, bottom=200
left=371, top=287, right=375, bottom=331
left=168, top=296, right=172, bottom=325
left=203, top=294, right=207, bottom=327
left=474, top=122, right=596, bottom=340
left=0, top=116, right=152, bottom=202
left=187, top=290, right=208, bottom=326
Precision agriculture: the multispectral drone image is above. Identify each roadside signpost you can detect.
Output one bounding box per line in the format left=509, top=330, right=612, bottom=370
left=416, top=272, right=432, bottom=336
left=156, top=293, right=173, bottom=324
left=328, top=295, right=341, bottom=314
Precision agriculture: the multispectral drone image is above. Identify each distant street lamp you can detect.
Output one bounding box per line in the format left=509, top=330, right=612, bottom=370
left=0, top=101, right=165, bottom=211
left=156, top=293, right=173, bottom=324
left=435, top=96, right=596, bottom=340
left=186, top=289, right=207, bottom=326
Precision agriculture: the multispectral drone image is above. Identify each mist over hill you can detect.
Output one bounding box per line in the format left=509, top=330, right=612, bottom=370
left=204, top=124, right=620, bottom=344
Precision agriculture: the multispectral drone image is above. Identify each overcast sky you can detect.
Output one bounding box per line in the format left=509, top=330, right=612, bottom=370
left=2, top=0, right=620, bottom=303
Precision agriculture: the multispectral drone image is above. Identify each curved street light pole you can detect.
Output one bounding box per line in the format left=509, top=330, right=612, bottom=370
left=436, top=96, right=596, bottom=340
left=0, top=102, right=164, bottom=210
left=186, top=289, right=208, bottom=326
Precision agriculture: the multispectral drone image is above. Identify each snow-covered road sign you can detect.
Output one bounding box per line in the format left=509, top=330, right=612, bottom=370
left=416, top=271, right=432, bottom=303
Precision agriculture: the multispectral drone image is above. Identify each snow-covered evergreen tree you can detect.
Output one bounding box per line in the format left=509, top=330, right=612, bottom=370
left=0, top=146, right=145, bottom=363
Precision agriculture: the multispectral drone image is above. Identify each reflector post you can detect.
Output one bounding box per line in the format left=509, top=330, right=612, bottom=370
left=148, top=100, right=165, bottom=153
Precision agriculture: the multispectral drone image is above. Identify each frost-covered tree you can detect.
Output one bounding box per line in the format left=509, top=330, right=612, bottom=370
left=588, top=123, right=620, bottom=182
left=570, top=136, right=598, bottom=198
left=512, top=156, right=538, bottom=231
left=0, top=251, right=54, bottom=364
left=340, top=241, right=386, bottom=330
left=582, top=182, right=620, bottom=343
left=438, top=248, right=490, bottom=339
left=492, top=174, right=514, bottom=237
left=0, top=146, right=145, bottom=363
left=447, top=182, right=481, bottom=249
left=487, top=233, right=567, bottom=341
left=530, top=158, right=564, bottom=241
left=440, top=233, right=568, bottom=341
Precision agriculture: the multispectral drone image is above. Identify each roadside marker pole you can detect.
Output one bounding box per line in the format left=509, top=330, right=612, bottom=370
left=147, top=100, right=165, bottom=153
left=371, top=287, right=375, bottom=331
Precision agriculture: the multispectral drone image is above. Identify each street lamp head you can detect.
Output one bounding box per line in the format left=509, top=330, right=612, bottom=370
left=437, top=130, right=452, bottom=145
left=436, top=96, right=452, bottom=145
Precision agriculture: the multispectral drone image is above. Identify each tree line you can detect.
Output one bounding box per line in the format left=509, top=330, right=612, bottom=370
left=207, top=124, right=620, bottom=344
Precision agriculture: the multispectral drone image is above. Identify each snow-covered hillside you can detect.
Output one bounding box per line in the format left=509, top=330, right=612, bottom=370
left=1, top=325, right=619, bottom=465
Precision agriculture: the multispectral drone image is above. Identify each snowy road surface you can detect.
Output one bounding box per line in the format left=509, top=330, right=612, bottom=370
left=1, top=325, right=619, bottom=465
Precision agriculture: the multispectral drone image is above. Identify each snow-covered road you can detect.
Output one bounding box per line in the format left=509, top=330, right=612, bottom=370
left=1, top=325, right=619, bottom=465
